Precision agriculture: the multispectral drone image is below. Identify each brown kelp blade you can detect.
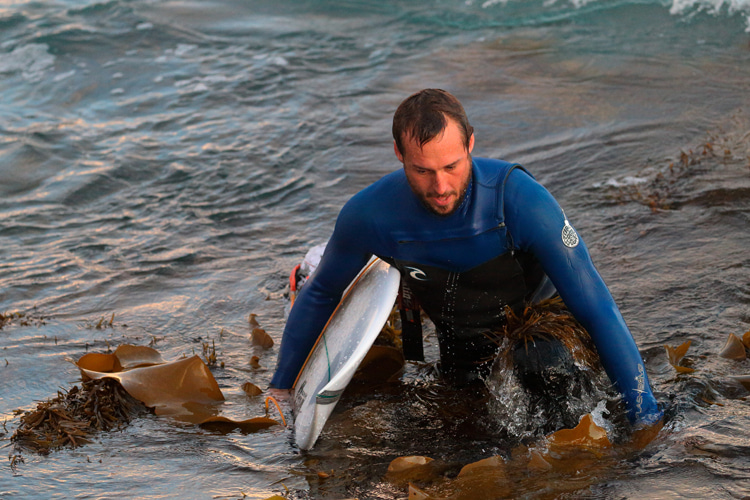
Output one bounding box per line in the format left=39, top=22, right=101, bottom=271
left=408, top=484, right=440, bottom=500
left=547, top=413, right=612, bottom=451
left=664, top=340, right=695, bottom=373
left=730, top=375, right=750, bottom=391
left=251, top=327, right=274, bottom=349
left=76, top=348, right=281, bottom=429
left=355, top=345, right=406, bottom=383
left=111, top=344, right=166, bottom=369
left=76, top=344, right=165, bottom=373
left=386, top=456, right=440, bottom=487
left=198, top=416, right=279, bottom=433
left=78, top=355, right=224, bottom=409
left=719, top=333, right=747, bottom=360
left=242, top=382, right=263, bottom=396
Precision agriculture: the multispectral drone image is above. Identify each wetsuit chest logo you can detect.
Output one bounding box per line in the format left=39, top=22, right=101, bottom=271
left=404, top=266, right=428, bottom=281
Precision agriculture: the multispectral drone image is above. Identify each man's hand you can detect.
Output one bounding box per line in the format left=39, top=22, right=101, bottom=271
left=267, top=387, right=292, bottom=402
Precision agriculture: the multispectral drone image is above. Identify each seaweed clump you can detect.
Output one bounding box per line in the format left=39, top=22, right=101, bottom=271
left=11, top=378, right=147, bottom=454
left=488, top=297, right=601, bottom=372
left=0, top=310, right=47, bottom=330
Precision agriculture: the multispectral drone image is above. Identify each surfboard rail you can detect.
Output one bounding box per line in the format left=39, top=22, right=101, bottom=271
left=291, top=257, right=401, bottom=450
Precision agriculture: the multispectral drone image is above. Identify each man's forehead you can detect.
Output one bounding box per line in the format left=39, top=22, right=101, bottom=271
left=400, top=126, right=447, bottom=150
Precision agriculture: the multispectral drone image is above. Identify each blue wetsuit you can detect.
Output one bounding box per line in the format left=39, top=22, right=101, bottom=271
left=271, top=158, right=661, bottom=426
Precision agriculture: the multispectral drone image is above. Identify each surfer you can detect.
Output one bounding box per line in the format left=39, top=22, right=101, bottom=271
left=270, top=89, right=662, bottom=429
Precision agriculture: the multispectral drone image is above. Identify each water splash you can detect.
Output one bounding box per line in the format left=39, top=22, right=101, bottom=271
left=485, top=338, right=617, bottom=442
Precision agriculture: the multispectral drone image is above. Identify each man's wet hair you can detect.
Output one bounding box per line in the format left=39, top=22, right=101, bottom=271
left=392, top=88, right=474, bottom=157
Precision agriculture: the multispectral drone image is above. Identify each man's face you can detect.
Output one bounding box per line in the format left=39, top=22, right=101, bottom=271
left=395, top=118, right=474, bottom=216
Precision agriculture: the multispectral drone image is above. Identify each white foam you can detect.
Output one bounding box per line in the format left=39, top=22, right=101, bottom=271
left=175, top=44, right=197, bottom=56
left=0, top=43, right=55, bottom=81
left=477, top=0, right=750, bottom=30
left=589, top=399, right=614, bottom=436
left=269, top=56, right=289, bottom=66
left=594, top=175, right=649, bottom=188
left=53, top=70, right=76, bottom=82
left=671, top=0, right=750, bottom=30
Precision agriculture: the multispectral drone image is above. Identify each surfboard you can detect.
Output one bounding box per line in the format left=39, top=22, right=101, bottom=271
left=292, top=257, right=401, bottom=450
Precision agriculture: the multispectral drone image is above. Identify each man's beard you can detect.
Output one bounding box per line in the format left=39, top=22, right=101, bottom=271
left=408, top=170, right=471, bottom=217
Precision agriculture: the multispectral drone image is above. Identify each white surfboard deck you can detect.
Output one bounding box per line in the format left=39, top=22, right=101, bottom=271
left=292, top=257, right=401, bottom=450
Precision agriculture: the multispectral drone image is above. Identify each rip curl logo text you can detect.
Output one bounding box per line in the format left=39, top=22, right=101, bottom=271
left=404, top=266, right=428, bottom=281
left=634, top=364, right=646, bottom=415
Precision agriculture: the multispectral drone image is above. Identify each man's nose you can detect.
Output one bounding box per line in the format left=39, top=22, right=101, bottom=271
left=433, top=171, right=449, bottom=194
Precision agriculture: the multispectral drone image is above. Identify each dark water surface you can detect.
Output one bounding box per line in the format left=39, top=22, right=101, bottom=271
left=2, top=0, right=750, bottom=498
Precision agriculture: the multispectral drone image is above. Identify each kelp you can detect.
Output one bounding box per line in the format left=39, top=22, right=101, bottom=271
left=390, top=299, right=667, bottom=499
left=352, top=306, right=407, bottom=383
left=11, top=377, right=146, bottom=454
left=76, top=345, right=282, bottom=428
left=665, top=340, right=696, bottom=373
left=0, top=309, right=47, bottom=330
left=719, top=333, right=747, bottom=360
left=77, top=351, right=225, bottom=422
left=12, top=343, right=282, bottom=454
left=399, top=413, right=658, bottom=500
left=486, top=297, right=600, bottom=372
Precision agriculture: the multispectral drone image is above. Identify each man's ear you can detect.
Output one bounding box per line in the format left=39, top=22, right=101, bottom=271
left=468, top=133, right=475, bottom=154
left=393, top=141, right=404, bottom=163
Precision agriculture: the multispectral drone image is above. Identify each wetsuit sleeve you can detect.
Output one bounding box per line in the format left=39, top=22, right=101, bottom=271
left=504, top=169, right=662, bottom=427
left=269, top=199, right=373, bottom=389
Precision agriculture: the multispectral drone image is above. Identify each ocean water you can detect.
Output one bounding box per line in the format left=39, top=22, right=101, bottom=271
left=1, top=0, right=750, bottom=498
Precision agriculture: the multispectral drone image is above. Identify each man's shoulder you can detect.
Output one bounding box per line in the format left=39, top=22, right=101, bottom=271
left=346, top=169, right=410, bottom=207
left=473, top=157, right=534, bottom=188
left=337, top=169, right=410, bottom=223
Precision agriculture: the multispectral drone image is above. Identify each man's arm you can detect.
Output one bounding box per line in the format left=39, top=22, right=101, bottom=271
left=270, top=200, right=373, bottom=389
left=504, top=169, right=662, bottom=427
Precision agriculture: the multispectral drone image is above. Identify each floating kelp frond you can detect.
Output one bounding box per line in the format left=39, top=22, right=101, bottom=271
left=664, top=340, right=696, bottom=373
left=75, top=345, right=281, bottom=430
left=242, top=382, right=263, bottom=396
left=386, top=456, right=442, bottom=488
left=77, top=344, right=165, bottom=372
left=12, top=345, right=282, bottom=454
left=198, top=415, right=279, bottom=434
left=251, top=327, right=274, bottom=348
left=730, top=375, right=750, bottom=391
left=719, top=333, right=747, bottom=360
left=77, top=353, right=225, bottom=423
left=487, top=297, right=600, bottom=372
left=11, top=378, right=147, bottom=454
left=402, top=413, right=622, bottom=500
left=546, top=413, right=611, bottom=453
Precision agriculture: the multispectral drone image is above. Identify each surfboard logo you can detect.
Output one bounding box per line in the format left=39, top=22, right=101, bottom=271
left=404, top=266, right=428, bottom=281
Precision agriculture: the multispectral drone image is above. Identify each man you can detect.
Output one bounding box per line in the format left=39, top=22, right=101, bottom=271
left=270, top=89, right=662, bottom=428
